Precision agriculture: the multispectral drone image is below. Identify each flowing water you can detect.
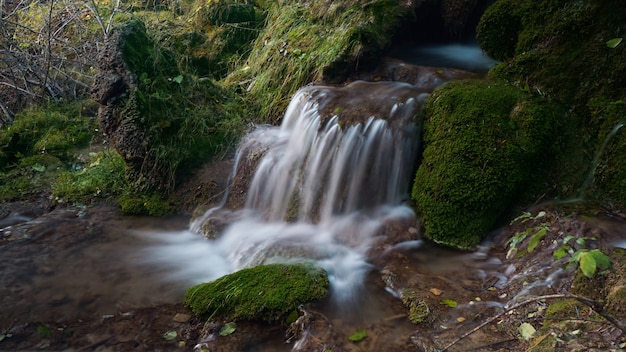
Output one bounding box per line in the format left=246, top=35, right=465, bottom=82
left=0, top=45, right=541, bottom=350
left=181, top=81, right=427, bottom=302
left=389, top=42, right=499, bottom=74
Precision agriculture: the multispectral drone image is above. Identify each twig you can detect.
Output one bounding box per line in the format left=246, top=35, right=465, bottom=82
left=440, top=293, right=626, bottom=352
left=0, top=100, right=14, bottom=126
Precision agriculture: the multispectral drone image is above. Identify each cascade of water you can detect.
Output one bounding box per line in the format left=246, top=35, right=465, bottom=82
left=239, top=85, right=421, bottom=223
left=182, top=81, right=429, bottom=300
left=578, top=121, right=624, bottom=198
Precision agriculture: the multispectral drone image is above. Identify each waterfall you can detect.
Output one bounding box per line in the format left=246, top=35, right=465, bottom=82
left=183, top=81, right=429, bottom=301
left=239, top=83, right=422, bottom=222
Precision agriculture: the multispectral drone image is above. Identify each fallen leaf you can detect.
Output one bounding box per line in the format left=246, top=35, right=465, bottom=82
left=606, top=37, right=623, bottom=48
left=349, top=329, right=367, bottom=342
left=173, top=313, right=191, bottom=323
left=163, top=330, right=177, bottom=341
left=456, top=317, right=466, bottom=323
left=439, top=299, right=457, bottom=308
left=220, top=322, right=237, bottom=336
left=429, top=288, right=443, bottom=296
left=518, top=322, right=536, bottom=341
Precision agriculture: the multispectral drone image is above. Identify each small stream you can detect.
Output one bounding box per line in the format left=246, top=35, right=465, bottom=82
left=0, top=204, right=510, bottom=350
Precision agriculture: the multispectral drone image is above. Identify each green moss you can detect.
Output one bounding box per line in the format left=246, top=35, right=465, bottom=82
left=52, top=150, right=127, bottom=204
left=586, top=97, right=626, bottom=205
left=185, top=263, right=329, bottom=322
left=225, top=0, right=414, bottom=122
left=0, top=101, right=99, bottom=201
left=117, top=191, right=173, bottom=216
left=545, top=299, right=586, bottom=320
left=478, top=0, right=626, bottom=208
left=412, top=79, right=561, bottom=248
left=606, top=285, right=626, bottom=316
left=0, top=101, right=96, bottom=167
left=400, top=288, right=429, bottom=324
left=476, top=0, right=522, bottom=61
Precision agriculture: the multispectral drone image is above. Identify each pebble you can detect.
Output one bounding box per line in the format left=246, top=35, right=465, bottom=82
left=173, top=313, right=191, bottom=323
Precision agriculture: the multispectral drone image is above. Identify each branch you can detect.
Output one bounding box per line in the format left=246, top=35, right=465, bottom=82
left=440, top=293, right=626, bottom=352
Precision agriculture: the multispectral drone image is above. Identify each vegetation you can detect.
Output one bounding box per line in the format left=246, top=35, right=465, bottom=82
left=400, top=288, right=430, bottom=323
left=507, top=210, right=612, bottom=279
left=477, top=0, right=626, bottom=207
left=412, top=79, right=561, bottom=248
left=0, top=101, right=114, bottom=202
left=184, top=263, right=329, bottom=322
left=225, top=0, right=415, bottom=122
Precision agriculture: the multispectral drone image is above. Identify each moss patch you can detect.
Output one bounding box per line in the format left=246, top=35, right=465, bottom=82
left=185, top=263, right=329, bottom=322
left=0, top=101, right=98, bottom=201
left=400, top=288, right=430, bottom=323
left=52, top=150, right=126, bottom=204
left=412, top=79, right=562, bottom=248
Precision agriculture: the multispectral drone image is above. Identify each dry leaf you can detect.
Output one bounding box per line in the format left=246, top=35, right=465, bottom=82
left=429, top=288, right=443, bottom=296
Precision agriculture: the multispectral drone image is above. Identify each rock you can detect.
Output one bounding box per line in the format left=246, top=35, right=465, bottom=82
left=185, top=263, right=329, bottom=322
left=173, top=313, right=191, bottom=323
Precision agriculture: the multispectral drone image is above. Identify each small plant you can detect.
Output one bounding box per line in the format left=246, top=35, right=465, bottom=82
left=507, top=211, right=612, bottom=278
left=553, top=236, right=612, bottom=278
left=506, top=211, right=549, bottom=259
left=348, top=329, right=367, bottom=342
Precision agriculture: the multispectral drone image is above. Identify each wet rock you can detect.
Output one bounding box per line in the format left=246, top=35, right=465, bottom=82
left=350, top=57, right=478, bottom=89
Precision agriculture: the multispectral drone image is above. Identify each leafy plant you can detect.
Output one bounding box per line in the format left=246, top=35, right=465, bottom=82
left=554, top=235, right=612, bottom=278
left=506, top=211, right=549, bottom=259
left=348, top=329, right=367, bottom=342
left=508, top=211, right=612, bottom=278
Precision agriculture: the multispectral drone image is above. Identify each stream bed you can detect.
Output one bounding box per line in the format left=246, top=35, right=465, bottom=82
left=0, top=202, right=516, bottom=351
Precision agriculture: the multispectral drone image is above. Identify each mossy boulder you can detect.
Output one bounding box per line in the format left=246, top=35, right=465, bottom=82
left=185, top=263, right=329, bottom=322
left=412, top=79, right=562, bottom=248
left=92, top=18, right=242, bottom=193
left=477, top=0, right=626, bottom=208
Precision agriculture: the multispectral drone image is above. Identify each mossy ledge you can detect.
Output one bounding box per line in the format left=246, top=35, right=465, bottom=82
left=184, top=263, right=329, bottom=322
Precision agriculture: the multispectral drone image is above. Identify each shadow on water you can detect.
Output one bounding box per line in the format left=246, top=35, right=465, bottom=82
left=0, top=207, right=191, bottom=327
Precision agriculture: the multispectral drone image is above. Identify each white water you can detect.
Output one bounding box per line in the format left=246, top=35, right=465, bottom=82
left=141, top=81, right=428, bottom=302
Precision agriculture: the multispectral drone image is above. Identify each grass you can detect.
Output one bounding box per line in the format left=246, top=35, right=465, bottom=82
left=225, top=0, right=413, bottom=123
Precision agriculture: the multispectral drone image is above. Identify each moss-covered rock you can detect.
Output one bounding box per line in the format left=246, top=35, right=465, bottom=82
left=477, top=0, right=626, bottom=208
left=185, top=263, right=329, bottom=322
left=92, top=18, right=243, bottom=193
left=412, top=79, right=562, bottom=248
